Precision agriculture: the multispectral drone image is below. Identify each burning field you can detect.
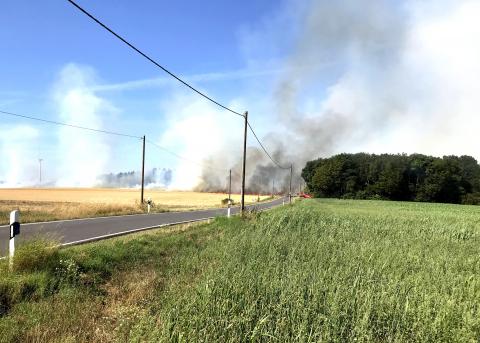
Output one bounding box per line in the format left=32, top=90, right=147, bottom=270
left=0, top=188, right=272, bottom=225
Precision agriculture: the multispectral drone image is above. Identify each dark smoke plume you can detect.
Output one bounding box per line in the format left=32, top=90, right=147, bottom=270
left=198, top=0, right=408, bottom=194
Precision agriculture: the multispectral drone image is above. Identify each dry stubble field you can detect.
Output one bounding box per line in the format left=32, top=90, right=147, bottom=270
left=0, top=188, right=272, bottom=225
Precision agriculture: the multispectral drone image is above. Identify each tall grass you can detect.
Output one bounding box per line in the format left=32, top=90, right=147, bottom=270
left=0, top=222, right=218, bottom=342
left=139, top=200, right=480, bottom=342
left=1, top=199, right=480, bottom=342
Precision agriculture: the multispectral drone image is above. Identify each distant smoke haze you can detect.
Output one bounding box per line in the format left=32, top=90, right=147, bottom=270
left=0, top=64, right=118, bottom=188
left=2, top=0, right=480, bottom=193
left=98, top=168, right=173, bottom=189
left=53, top=64, right=115, bottom=187
left=0, top=125, right=40, bottom=187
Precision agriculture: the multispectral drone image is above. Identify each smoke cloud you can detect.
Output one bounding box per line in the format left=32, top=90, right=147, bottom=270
left=0, top=125, right=40, bottom=187
left=156, top=93, right=244, bottom=191
left=53, top=64, right=114, bottom=187
left=3, top=1, right=480, bottom=194
left=191, top=0, right=480, bottom=194
left=97, top=168, right=173, bottom=188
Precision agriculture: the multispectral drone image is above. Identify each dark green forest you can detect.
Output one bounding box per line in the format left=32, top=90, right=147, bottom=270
left=301, top=153, right=480, bottom=204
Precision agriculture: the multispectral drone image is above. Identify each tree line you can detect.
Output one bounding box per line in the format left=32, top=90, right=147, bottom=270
left=301, top=153, right=480, bottom=204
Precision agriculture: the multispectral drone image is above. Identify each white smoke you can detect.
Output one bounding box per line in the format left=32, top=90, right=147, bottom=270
left=157, top=92, right=243, bottom=190
left=157, top=0, right=480, bottom=193
left=0, top=125, right=39, bottom=187
left=370, top=0, right=480, bottom=158
left=280, top=0, right=480, bottom=162
left=53, top=64, right=114, bottom=187
left=4, top=1, right=480, bottom=192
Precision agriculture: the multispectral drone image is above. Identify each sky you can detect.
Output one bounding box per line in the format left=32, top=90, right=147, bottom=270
left=1, top=0, right=480, bottom=190
left=1, top=0, right=283, bottom=187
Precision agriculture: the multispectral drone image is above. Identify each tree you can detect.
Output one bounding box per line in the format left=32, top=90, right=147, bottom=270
left=304, top=153, right=480, bottom=204
left=311, top=157, right=345, bottom=197
left=301, top=158, right=324, bottom=191
left=421, top=158, right=462, bottom=203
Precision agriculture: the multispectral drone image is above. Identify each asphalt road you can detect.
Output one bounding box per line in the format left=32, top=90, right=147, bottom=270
left=0, top=197, right=287, bottom=256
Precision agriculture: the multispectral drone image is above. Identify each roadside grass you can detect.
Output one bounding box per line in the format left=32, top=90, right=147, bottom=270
left=2, top=199, right=480, bottom=342
left=0, top=220, right=221, bottom=342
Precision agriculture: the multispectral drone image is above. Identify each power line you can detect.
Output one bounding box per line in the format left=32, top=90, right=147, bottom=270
left=0, top=109, right=142, bottom=139
left=247, top=122, right=290, bottom=170
left=65, top=0, right=292, bottom=174
left=2, top=108, right=231, bottom=185
left=146, top=139, right=227, bottom=173
left=66, top=0, right=245, bottom=119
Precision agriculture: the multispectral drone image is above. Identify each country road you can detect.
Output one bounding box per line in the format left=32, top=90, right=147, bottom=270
left=0, top=197, right=286, bottom=255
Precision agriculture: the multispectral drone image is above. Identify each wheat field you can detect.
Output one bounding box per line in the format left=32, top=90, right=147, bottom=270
left=0, top=188, right=272, bottom=224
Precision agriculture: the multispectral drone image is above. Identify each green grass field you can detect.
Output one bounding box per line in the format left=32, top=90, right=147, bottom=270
left=1, top=199, right=480, bottom=342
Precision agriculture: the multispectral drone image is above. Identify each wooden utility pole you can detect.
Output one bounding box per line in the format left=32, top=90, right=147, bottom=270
left=228, top=169, right=232, bottom=204
left=241, top=111, right=248, bottom=214
left=272, top=179, right=275, bottom=197
left=228, top=169, right=232, bottom=218
left=141, top=135, right=146, bottom=204
left=289, top=164, right=293, bottom=204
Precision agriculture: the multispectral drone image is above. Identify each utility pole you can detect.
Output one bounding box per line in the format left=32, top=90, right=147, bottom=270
left=141, top=135, right=146, bottom=204
left=38, top=159, right=43, bottom=186
left=289, top=164, right=293, bottom=204
left=228, top=169, right=232, bottom=218
left=272, top=179, right=275, bottom=197
left=228, top=169, right=232, bottom=203
left=241, top=111, right=248, bottom=214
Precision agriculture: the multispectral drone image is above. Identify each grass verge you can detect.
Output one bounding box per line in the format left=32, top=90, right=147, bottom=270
left=0, top=220, right=219, bottom=342
left=2, top=199, right=480, bottom=342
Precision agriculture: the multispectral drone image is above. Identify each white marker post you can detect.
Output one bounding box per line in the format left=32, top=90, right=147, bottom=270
left=9, top=210, right=20, bottom=270
left=147, top=198, right=152, bottom=214
left=227, top=200, right=231, bottom=218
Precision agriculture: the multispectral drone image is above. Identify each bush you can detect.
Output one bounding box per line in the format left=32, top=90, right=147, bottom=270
left=462, top=192, right=480, bottom=205
left=12, top=239, right=59, bottom=273
left=242, top=206, right=261, bottom=221
left=221, top=198, right=233, bottom=206
left=55, top=258, right=81, bottom=285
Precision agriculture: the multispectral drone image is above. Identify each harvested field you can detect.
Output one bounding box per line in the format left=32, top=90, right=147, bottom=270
left=0, top=188, right=273, bottom=224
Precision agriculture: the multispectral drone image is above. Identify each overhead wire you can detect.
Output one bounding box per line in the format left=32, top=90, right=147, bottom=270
left=65, top=0, right=292, bottom=174
left=146, top=139, right=228, bottom=173
left=0, top=109, right=142, bottom=139
left=247, top=122, right=290, bottom=170
left=65, top=0, right=245, bottom=119
left=0, top=108, right=230, bottom=174
left=0, top=109, right=228, bottom=171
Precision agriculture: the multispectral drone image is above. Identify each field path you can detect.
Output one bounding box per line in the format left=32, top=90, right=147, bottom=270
left=0, top=197, right=286, bottom=255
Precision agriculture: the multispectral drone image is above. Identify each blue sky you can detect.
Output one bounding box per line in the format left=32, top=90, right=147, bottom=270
left=1, top=0, right=297, bottom=187
left=0, top=0, right=287, bottom=118
left=2, top=0, right=277, bottom=87
left=2, top=0, right=480, bottom=189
